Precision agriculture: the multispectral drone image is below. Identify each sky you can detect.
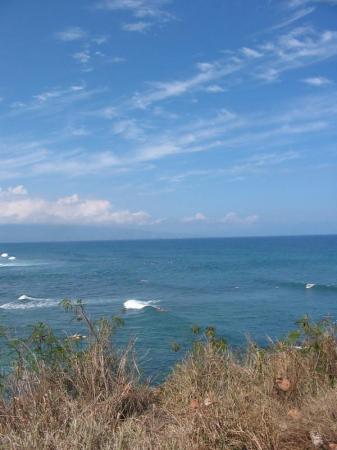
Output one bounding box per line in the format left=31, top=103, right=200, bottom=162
left=0, top=0, right=336, bottom=241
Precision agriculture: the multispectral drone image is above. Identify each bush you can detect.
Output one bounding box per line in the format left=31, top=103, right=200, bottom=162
left=0, top=307, right=336, bottom=449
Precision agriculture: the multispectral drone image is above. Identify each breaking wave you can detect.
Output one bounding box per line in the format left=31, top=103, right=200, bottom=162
left=123, top=299, right=160, bottom=310
left=0, top=294, right=58, bottom=310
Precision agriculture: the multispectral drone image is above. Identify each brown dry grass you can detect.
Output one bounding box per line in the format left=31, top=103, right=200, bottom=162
left=0, top=315, right=337, bottom=450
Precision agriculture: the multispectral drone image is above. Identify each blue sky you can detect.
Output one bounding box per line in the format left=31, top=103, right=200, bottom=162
left=0, top=0, right=336, bottom=240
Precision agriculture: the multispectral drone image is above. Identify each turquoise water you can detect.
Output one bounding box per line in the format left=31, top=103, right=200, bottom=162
left=0, top=236, right=337, bottom=379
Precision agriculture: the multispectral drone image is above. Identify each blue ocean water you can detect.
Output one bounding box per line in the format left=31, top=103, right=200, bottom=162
left=0, top=236, right=337, bottom=379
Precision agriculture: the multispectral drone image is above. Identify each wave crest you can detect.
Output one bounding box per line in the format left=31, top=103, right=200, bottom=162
left=123, top=299, right=158, bottom=310
left=0, top=294, right=57, bottom=310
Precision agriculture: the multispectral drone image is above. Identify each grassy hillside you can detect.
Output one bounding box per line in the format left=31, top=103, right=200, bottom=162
left=0, top=301, right=337, bottom=449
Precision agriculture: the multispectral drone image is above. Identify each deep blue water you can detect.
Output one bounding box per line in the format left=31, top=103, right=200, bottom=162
left=0, top=236, right=337, bottom=380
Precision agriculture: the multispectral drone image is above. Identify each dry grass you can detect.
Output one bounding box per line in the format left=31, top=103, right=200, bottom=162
left=0, top=312, right=337, bottom=449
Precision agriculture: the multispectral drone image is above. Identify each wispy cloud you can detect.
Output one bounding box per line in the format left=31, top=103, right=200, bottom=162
left=2, top=89, right=336, bottom=180
left=269, top=7, right=315, bottom=31
left=69, top=127, right=91, bottom=137
left=180, top=211, right=259, bottom=225
left=255, top=27, right=337, bottom=81
left=4, top=84, right=100, bottom=119
left=220, top=212, right=259, bottom=225
left=109, top=56, right=126, bottom=63
left=241, top=47, right=263, bottom=58
left=204, top=84, right=225, bottom=93
left=160, top=151, right=300, bottom=185
left=73, top=50, right=91, bottom=64
left=131, top=58, right=243, bottom=108
left=98, top=0, right=174, bottom=31
left=98, top=0, right=172, bottom=17
left=55, top=27, right=87, bottom=42
left=302, top=76, right=332, bottom=85
left=111, top=119, right=146, bottom=140
left=55, top=27, right=110, bottom=46
left=122, top=21, right=152, bottom=32
left=0, top=185, right=28, bottom=197
left=181, top=212, right=206, bottom=223
left=127, top=25, right=337, bottom=108
left=287, top=0, right=337, bottom=7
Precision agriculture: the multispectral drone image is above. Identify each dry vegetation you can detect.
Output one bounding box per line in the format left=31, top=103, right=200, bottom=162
left=0, top=301, right=337, bottom=449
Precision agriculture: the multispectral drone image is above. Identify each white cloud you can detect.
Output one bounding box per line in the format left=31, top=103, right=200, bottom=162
left=124, top=25, right=337, bottom=102
left=258, top=68, right=280, bottom=82
left=109, top=56, right=126, bottom=63
left=228, top=151, right=300, bottom=176
left=2, top=89, right=337, bottom=180
left=70, top=127, right=91, bottom=137
left=288, top=0, right=337, bottom=7
left=5, top=85, right=100, bottom=120
left=92, top=35, right=109, bottom=45
left=150, top=217, right=167, bottom=225
left=220, top=212, right=259, bottom=225
left=269, top=7, right=315, bottom=31
left=98, top=0, right=172, bottom=18
left=160, top=151, right=300, bottom=184
left=55, top=27, right=87, bottom=42
left=302, top=76, right=332, bottom=85
left=131, top=58, right=243, bottom=108
left=0, top=188, right=150, bottom=225
left=205, top=84, right=225, bottom=93
left=241, top=47, right=263, bottom=58
left=111, top=119, right=145, bottom=140
left=0, top=185, right=28, bottom=197
left=122, top=22, right=152, bottom=32
left=181, top=212, right=206, bottom=223
left=256, top=27, right=337, bottom=82
left=73, top=50, right=91, bottom=64
left=91, top=106, right=118, bottom=119
left=128, top=25, right=337, bottom=107
left=98, top=0, right=173, bottom=31
left=7, top=84, right=95, bottom=117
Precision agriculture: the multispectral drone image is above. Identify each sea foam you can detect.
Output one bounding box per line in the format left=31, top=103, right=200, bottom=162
left=123, top=299, right=158, bottom=310
left=18, top=294, right=37, bottom=301
left=0, top=300, right=58, bottom=310
left=0, top=294, right=58, bottom=310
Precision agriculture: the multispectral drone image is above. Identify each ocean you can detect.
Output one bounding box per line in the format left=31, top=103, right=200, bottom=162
left=0, top=235, right=336, bottom=380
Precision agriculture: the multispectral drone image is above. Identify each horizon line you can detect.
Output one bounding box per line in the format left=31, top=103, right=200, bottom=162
left=1, top=232, right=336, bottom=246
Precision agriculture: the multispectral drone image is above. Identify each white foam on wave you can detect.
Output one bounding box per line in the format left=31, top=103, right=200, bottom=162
left=0, top=300, right=58, bottom=310
left=0, top=261, right=43, bottom=268
left=1, top=253, right=8, bottom=258
left=0, top=294, right=57, bottom=310
left=8, top=256, right=16, bottom=260
left=123, top=299, right=158, bottom=310
left=305, top=283, right=315, bottom=289
left=18, top=294, right=37, bottom=301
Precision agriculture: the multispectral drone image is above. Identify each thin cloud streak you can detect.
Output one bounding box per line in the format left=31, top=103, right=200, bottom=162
left=127, top=25, right=337, bottom=108
left=1, top=90, right=337, bottom=179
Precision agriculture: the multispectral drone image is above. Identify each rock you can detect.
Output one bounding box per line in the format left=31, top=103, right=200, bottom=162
left=310, top=431, right=323, bottom=447
left=276, top=377, right=291, bottom=392
left=328, top=444, right=337, bottom=450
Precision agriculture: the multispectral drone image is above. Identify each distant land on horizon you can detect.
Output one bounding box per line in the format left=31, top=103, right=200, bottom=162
left=0, top=224, right=336, bottom=244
